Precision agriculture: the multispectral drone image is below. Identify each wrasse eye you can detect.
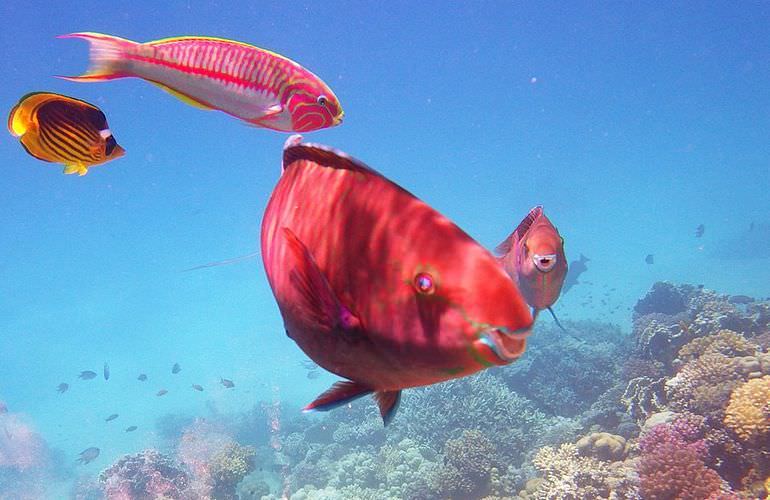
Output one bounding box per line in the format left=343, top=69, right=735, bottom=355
left=413, top=272, right=435, bottom=295
left=317, top=95, right=328, bottom=106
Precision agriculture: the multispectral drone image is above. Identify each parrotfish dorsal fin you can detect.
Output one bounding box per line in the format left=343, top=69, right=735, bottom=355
left=282, top=136, right=380, bottom=177
left=374, top=390, right=402, bottom=426
left=303, top=380, right=373, bottom=412
left=495, top=205, right=544, bottom=256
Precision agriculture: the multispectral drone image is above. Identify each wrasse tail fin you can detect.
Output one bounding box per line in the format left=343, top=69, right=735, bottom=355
left=57, top=32, right=136, bottom=81
left=282, top=227, right=360, bottom=332
left=303, top=381, right=372, bottom=412
left=374, top=390, right=402, bottom=426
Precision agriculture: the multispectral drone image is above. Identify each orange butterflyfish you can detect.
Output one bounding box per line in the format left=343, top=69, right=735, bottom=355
left=8, top=92, right=124, bottom=176
left=59, top=32, right=344, bottom=133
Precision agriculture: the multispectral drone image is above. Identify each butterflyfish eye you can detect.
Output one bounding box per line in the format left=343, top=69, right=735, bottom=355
left=105, top=135, right=117, bottom=156
left=413, top=272, right=435, bottom=295
left=317, top=95, right=328, bottom=106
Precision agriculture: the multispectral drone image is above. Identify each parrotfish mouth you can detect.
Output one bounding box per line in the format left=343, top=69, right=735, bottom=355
left=479, top=326, right=529, bottom=362
left=533, top=253, right=557, bottom=272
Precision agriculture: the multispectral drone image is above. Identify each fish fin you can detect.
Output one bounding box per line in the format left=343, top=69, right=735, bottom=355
left=531, top=307, right=540, bottom=322
left=181, top=251, right=260, bottom=272
left=63, top=164, right=88, bottom=176
left=494, top=206, right=543, bottom=256
left=303, top=380, right=373, bottom=412
left=374, top=390, right=402, bottom=426
left=283, top=137, right=382, bottom=177
left=247, top=104, right=285, bottom=127
left=149, top=82, right=215, bottom=110
left=282, top=227, right=361, bottom=332
left=547, top=307, right=568, bottom=333
left=56, top=32, right=136, bottom=81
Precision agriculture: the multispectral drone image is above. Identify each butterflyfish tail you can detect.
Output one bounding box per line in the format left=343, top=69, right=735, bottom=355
left=57, top=32, right=136, bottom=81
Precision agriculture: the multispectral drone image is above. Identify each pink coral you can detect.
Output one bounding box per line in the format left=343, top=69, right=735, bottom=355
left=99, top=449, right=189, bottom=499
left=0, top=412, right=48, bottom=472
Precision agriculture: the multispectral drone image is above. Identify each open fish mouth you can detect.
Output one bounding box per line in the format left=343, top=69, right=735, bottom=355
left=533, top=253, right=557, bottom=272
left=478, top=326, right=529, bottom=362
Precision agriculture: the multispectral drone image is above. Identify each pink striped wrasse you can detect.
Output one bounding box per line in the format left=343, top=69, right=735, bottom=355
left=59, top=32, right=344, bottom=133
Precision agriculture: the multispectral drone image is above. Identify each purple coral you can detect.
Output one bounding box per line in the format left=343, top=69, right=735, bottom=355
left=99, top=449, right=189, bottom=499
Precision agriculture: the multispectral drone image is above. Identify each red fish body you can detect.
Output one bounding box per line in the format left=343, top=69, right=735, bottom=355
left=60, top=33, right=343, bottom=132
left=496, top=206, right=567, bottom=313
left=261, top=136, right=533, bottom=423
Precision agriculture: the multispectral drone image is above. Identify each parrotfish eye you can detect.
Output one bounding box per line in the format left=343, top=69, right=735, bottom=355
left=105, top=135, right=117, bottom=156
left=413, top=272, right=436, bottom=295
left=317, top=95, right=328, bottom=107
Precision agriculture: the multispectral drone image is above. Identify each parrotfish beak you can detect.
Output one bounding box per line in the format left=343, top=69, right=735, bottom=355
left=533, top=253, right=557, bottom=273
left=333, top=110, right=344, bottom=125
left=478, top=326, right=529, bottom=363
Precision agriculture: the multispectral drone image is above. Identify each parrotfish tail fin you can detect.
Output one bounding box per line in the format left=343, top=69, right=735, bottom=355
left=181, top=251, right=260, bottom=272
left=580, top=254, right=590, bottom=263
left=57, top=32, right=137, bottom=81
left=303, top=380, right=372, bottom=412
left=282, top=227, right=360, bottom=332
left=374, top=390, right=402, bottom=426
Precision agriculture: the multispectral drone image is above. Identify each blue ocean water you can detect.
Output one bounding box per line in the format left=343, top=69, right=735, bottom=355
left=1, top=2, right=768, bottom=498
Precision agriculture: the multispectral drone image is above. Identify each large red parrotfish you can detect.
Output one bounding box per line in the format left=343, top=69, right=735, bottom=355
left=59, top=33, right=344, bottom=132
left=495, top=206, right=567, bottom=323
left=261, top=136, right=534, bottom=424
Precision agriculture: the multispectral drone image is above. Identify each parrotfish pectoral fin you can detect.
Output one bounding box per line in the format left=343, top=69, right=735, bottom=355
left=547, top=307, right=567, bottom=333
left=56, top=32, right=136, bottom=82
left=303, top=380, right=373, bottom=412
left=282, top=227, right=361, bottom=332
left=374, top=390, right=402, bottom=426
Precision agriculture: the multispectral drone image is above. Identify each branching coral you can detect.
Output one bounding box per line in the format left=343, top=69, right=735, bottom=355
left=724, top=375, right=770, bottom=442
left=665, top=354, right=743, bottom=421
left=209, top=442, right=256, bottom=499
left=434, top=430, right=497, bottom=499
left=677, top=330, right=757, bottom=363
left=99, top=449, right=189, bottom=499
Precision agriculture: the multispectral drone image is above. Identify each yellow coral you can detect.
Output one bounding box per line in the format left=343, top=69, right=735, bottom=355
left=677, top=329, right=757, bottom=362
left=724, top=375, right=770, bottom=442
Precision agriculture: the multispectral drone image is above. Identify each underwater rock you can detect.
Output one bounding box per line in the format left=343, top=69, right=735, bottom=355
left=575, top=432, right=629, bottom=462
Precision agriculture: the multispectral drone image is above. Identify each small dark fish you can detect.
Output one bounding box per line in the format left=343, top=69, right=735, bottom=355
left=125, top=426, right=137, bottom=432
left=103, top=362, right=110, bottom=381
left=220, top=378, right=235, bottom=388
left=728, top=295, right=754, bottom=305
left=57, top=383, right=69, bottom=394
left=105, top=414, right=118, bottom=422
left=301, top=359, right=318, bottom=370
left=645, top=254, right=654, bottom=265
left=0, top=401, right=8, bottom=414
left=191, top=384, right=204, bottom=392
left=156, top=389, right=168, bottom=397
left=172, top=363, right=181, bottom=374
left=306, top=370, right=321, bottom=380
left=562, top=254, right=589, bottom=295
left=137, top=373, right=147, bottom=381
left=695, top=224, right=705, bottom=238
left=78, top=370, right=97, bottom=380
left=77, top=447, right=100, bottom=464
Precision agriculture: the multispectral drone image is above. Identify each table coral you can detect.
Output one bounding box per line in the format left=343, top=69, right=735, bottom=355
left=724, top=375, right=770, bottom=442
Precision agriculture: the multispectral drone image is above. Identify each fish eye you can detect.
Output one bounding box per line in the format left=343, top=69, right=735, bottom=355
left=105, top=136, right=117, bottom=156
left=317, top=95, right=328, bottom=106
left=413, top=272, right=436, bottom=295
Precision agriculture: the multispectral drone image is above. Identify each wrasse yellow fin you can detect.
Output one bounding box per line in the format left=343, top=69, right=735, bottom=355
left=150, top=82, right=214, bottom=110
left=63, top=164, right=88, bottom=176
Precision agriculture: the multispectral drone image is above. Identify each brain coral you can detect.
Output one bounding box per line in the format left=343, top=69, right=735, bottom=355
left=724, top=375, right=770, bottom=442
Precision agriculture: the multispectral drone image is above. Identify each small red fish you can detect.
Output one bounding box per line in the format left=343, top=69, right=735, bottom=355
left=261, top=136, right=533, bottom=425
left=496, top=206, right=567, bottom=324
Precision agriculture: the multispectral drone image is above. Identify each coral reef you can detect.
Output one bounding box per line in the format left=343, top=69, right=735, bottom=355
left=724, top=375, right=770, bottom=442
left=575, top=432, right=629, bottom=461
left=676, top=329, right=758, bottom=363
left=99, top=449, right=189, bottom=499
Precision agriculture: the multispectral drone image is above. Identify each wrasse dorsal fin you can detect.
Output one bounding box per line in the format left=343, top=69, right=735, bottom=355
left=374, top=390, right=402, bottom=426
left=495, top=205, right=544, bottom=256
left=282, top=138, right=381, bottom=177
left=303, top=380, right=372, bottom=412
left=282, top=227, right=360, bottom=333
